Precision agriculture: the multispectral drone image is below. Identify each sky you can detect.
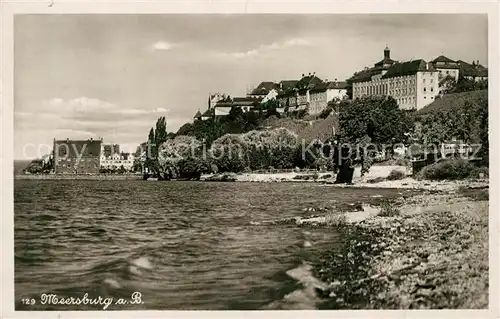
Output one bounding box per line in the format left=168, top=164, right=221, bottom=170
left=14, top=14, right=488, bottom=159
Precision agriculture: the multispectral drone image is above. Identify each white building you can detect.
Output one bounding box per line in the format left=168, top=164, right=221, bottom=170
left=100, top=144, right=135, bottom=171
left=309, top=80, right=348, bottom=114
left=430, top=55, right=460, bottom=81
left=352, top=47, right=439, bottom=110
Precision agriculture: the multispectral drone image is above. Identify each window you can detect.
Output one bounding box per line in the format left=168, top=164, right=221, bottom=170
left=431, top=88, right=434, bottom=92
left=430, top=79, right=433, bottom=84
left=446, top=71, right=449, bottom=74
left=423, top=88, right=427, bottom=92
left=423, top=79, right=426, bottom=83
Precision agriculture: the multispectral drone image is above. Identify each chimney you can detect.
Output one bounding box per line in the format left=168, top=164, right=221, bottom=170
left=66, top=138, right=69, bottom=143
left=313, top=72, right=316, bottom=76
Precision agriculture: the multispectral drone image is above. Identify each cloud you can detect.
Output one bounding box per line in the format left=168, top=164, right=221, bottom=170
left=218, top=37, right=311, bottom=59
left=15, top=97, right=170, bottom=144
left=151, top=41, right=174, bottom=51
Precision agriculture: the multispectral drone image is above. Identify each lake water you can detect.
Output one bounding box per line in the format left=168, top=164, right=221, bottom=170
left=14, top=180, right=415, bottom=310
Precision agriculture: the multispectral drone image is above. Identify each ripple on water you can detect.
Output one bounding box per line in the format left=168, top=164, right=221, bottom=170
left=14, top=180, right=418, bottom=310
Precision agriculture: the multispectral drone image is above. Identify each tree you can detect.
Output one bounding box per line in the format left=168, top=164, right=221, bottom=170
left=337, top=96, right=412, bottom=175
left=144, top=127, right=156, bottom=173
left=339, top=96, right=411, bottom=146
left=439, top=75, right=457, bottom=95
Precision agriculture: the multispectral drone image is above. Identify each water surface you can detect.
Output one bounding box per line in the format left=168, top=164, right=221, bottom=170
left=14, top=180, right=415, bottom=310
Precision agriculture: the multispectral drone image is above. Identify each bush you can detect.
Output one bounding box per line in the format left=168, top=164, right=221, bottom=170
left=417, top=159, right=477, bottom=180
left=394, top=158, right=410, bottom=166
left=378, top=200, right=401, bottom=217
left=387, top=169, right=406, bottom=181
left=324, top=213, right=348, bottom=226
left=469, top=166, right=489, bottom=179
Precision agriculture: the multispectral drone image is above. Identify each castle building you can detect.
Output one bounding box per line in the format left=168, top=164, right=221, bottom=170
left=430, top=55, right=460, bottom=81
left=351, top=47, right=439, bottom=110
left=100, top=144, right=135, bottom=171
left=276, top=73, right=346, bottom=115
left=457, top=60, right=488, bottom=81
left=52, top=138, right=102, bottom=174
left=308, top=80, right=348, bottom=114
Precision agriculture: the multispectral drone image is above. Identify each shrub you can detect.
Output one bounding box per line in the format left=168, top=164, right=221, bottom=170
left=324, top=213, right=348, bottom=226
left=469, top=166, right=489, bottom=179
left=387, top=169, right=406, bottom=181
left=417, top=158, right=476, bottom=180
left=394, top=158, right=410, bottom=166
left=378, top=200, right=401, bottom=217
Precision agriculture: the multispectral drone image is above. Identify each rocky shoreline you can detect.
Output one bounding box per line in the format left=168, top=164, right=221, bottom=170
left=306, top=189, right=488, bottom=309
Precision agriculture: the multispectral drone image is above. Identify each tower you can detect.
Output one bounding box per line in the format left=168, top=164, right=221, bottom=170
left=384, top=46, right=390, bottom=59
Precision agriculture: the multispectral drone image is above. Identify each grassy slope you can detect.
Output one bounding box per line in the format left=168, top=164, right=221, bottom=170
left=263, top=113, right=339, bottom=142
left=416, top=90, right=487, bottom=116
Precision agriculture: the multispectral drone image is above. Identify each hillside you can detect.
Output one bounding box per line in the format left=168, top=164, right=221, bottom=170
left=263, top=113, right=339, bottom=142
left=417, top=90, right=488, bottom=116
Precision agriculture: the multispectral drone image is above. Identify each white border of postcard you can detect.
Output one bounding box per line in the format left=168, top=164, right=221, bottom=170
left=1, top=1, right=499, bottom=318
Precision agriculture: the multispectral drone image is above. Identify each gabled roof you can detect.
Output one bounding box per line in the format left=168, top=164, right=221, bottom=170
left=279, top=80, right=299, bottom=90
left=193, top=110, right=202, bottom=119
left=249, top=81, right=279, bottom=95
left=374, top=57, right=396, bottom=68
left=382, top=59, right=435, bottom=79
left=458, top=60, right=488, bottom=77
left=431, top=55, right=456, bottom=63
left=296, top=75, right=323, bottom=90
left=350, top=68, right=383, bottom=83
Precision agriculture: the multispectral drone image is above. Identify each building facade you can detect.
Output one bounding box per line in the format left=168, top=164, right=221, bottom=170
left=457, top=60, right=488, bottom=81
left=309, top=80, right=348, bottom=114
left=352, top=47, right=439, bottom=110
left=100, top=150, right=135, bottom=171
left=430, top=55, right=460, bottom=81
left=52, top=138, right=102, bottom=174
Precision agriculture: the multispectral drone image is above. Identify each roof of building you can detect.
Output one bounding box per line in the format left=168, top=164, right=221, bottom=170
left=350, top=68, right=383, bottom=83
left=193, top=110, right=202, bottom=118
left=381, top=59, right=435, bottom=79
left=279, top=80, right=299, bottom=90
left=431, top=55, right=456, bottom=63
left=296, top=75, right=323, bottom=90
left=54, top=139, right=102, bottom=158
left=309, top=81, right=348, bottom=92
left=249, top=81, right=279, bottom=95
left=201, top=108, right=213, bottom=117
left=374, top=57, right=396, bottom=68
left=458, top=60, right=488, bottom=77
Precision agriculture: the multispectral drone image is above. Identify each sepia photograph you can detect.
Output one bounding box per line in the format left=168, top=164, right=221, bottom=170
left=3, top=8, right=495, bottom=315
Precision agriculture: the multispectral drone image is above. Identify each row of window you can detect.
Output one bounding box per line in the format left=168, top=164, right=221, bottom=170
left=101, top=160, right=133, bottom=164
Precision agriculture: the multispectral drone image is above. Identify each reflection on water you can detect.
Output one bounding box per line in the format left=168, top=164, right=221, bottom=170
left=15, top=180, right=415, bottom=310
